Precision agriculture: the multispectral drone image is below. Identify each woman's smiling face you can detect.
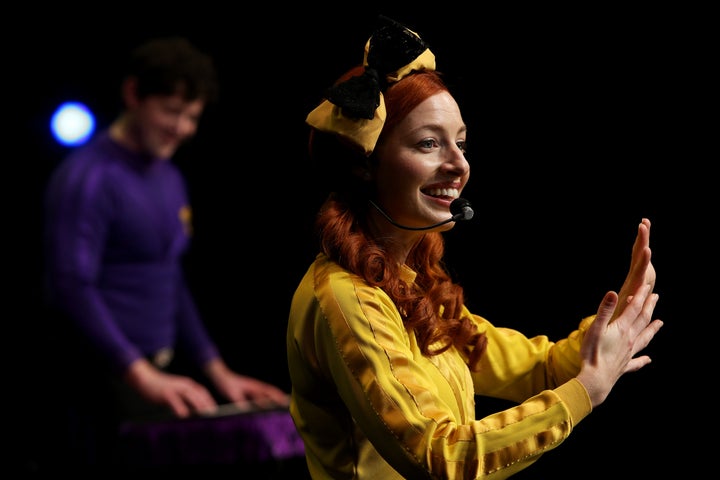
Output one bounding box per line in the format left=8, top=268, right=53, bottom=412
left=371, top=90, right=470, bottom=234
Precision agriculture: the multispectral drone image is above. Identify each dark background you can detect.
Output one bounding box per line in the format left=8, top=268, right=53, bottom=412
left=13, top=4, right=710, bottom=477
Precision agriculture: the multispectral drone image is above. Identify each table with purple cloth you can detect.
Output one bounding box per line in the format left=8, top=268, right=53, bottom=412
left=117, top=404, right=305, bottom=467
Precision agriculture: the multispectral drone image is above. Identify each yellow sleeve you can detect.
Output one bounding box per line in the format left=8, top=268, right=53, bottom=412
left=469, top=309, right=596, bottom=405
left=288, top=256, right=593, bottom=479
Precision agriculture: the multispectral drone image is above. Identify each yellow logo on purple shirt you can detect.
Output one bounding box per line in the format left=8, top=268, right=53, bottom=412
left=179, top=205, right=193, bottom=237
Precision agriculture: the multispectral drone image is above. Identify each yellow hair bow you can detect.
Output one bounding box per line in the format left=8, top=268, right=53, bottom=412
left=306, top=16, right=436, bottom=156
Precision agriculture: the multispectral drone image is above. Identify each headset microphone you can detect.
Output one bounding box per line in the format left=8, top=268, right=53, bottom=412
left=450, top=198, right=474, bottom=222
left=369, top=198, right=474, bottom=231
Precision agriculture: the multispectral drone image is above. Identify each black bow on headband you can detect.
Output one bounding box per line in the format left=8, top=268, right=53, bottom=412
left=324, top=15, right=430, bottom=120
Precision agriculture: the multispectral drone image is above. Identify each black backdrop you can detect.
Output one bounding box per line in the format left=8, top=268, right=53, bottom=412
left=13, top=4, right=710, bottom=477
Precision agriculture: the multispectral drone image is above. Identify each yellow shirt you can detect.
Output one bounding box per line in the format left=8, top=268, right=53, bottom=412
left=287, top=253, right=593, bottom=479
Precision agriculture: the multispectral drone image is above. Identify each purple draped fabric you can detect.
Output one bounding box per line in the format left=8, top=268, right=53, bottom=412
left=117, top=408, right=305, bottom=466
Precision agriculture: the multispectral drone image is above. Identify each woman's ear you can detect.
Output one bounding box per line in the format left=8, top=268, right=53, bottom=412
left=357, top=169, right=372, bottom=181
left=351, top=160, right=373, bottom=181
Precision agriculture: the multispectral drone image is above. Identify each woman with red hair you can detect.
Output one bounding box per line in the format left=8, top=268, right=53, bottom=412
left=287, top=16, right=662, bottom=479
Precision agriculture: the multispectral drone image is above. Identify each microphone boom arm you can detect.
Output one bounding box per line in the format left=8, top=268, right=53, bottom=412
left=369, top=198, right=474, bottom=231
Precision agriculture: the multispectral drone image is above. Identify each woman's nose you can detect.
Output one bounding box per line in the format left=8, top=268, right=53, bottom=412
left=444, top=145, right=469, bottom=175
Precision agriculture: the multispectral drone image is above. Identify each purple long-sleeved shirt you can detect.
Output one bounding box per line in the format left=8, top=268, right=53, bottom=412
left=44, top=130, right=219, bottom=373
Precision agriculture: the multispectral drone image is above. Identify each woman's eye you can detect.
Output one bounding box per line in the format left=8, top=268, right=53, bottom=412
left=456, top=141, right=467, bottom=153
left=419, top=139, right=435, bottom=149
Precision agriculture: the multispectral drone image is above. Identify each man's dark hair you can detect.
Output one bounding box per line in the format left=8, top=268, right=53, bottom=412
left=126, top=36, right=219, bottom=103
